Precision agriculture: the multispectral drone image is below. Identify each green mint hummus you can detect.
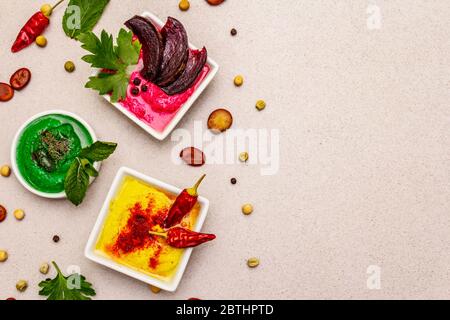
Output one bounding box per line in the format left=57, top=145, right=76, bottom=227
left=16, top=114, right=94, bottom=194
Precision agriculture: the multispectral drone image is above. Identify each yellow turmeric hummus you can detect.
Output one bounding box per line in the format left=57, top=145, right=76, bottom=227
left=95, top=176, right=200, bottom=281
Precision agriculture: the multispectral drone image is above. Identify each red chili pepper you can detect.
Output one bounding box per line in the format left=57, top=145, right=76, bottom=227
left=164, top=175, right=206, bottom=228
left=11, top=0, right=64, bottom=53
left=11, top=12, right=50, bottom=53
left=149, top=227, right=216, bottom=248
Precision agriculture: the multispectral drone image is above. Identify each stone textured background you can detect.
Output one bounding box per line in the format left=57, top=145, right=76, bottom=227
left=0, top=0, right=449, bottom=299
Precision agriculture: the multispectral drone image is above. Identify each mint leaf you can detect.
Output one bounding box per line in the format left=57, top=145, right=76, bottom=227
left=80, top=158, right=99, bottom=177
left=64, top=141, right=117, bottom=206
left=62, top=0, right=110, bottom=39
left=64, top=158, right=89, bottom=206
left=39, top=262, right=96, bottom=300
left=79, top=141, right=118, bottom=162
left=84, top=164, right=99, bottom=178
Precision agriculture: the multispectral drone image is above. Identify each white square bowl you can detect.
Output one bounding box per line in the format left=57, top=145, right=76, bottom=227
left=99, top=11, right=219, bottom=141
left=84, top=167, right=210, bottom=292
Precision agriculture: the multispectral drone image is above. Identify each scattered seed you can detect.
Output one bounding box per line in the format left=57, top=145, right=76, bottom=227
left=133, top=78, right=141, bottom=86
left=0, top=250, right=8, bottom=262
left=255, top=100, right=266, bottom=111
left=1, top=165, right=11, bottom=177
left=149, top=285, right=161, bottom=294
left=16, top=280, right=28, bottom=292
left=239, top=152, right=249, bottom=163
left=242, top=204, right=253, bottom=215
left=64, top=61, right=75, bottom=73
left=0, top=205, right=6, bottom=222
left=36, top=36, right=47, bottom=47
left=131, top=87, right=140, bottom=96
left=247, top=257, right=260, bottom=268
left=230, top=28, right=237, bottom=36
left=230, top=178, right=237, bottom=185
left=179, top=0, right=190, bottom=11
left=233, top=75, right=244, bottom=87
left=13, top=209, right=25, bottom=221
left=39, top=263, right=50, bottom=275
left=52, top=235, right=60, bottom=243
left=141, top=85, right=148, bottom=92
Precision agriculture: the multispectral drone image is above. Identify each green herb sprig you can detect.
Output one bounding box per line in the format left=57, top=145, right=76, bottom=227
left=64, top=141, right=117, bottom=206
left=79, top=29, right=141, bottom=102
left=39, top=261, right=96, bottom=300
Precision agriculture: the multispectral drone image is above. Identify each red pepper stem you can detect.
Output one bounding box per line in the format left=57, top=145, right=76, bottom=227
left=187, top=174, right=206, bottom=197
left=52, top=0, right=65, bottom=10
left=148, top=231, right=168, bottom=239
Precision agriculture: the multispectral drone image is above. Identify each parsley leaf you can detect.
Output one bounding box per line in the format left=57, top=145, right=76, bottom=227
left=64, top=141, right=117, bottom=206
left=85, top=70, right=129, bottom=103
left=116, top=28, right=142, bottom=66
left=79, top=29, right=141, bottom=102
left=80, top=31, right=122, bottom=70
left=62, top=0, right=110, bottom=39
left=39, top=262, right=96, bottom=300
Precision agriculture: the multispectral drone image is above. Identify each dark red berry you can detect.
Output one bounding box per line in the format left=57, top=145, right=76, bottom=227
left=6, top=297, right=16, bottom=300
left=53, top=235, right=60, bottom=243
left=231, top=178, right=237, bottom=185
left=133, top=78, right=141, bottom=86
left=131, top=87, right=140, bottom=96
left=230, top=28, right=237, bottom=36
left=141, top=85, right=148, bottom=92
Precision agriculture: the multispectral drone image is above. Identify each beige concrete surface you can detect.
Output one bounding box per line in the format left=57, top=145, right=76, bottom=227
left=0, top=0, right=449, bottom=299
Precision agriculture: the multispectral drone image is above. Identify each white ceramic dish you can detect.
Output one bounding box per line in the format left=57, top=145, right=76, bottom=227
left=99, top=11, right=219, bottom=141
left=10, top=110, right=99, bottom=199
left=84, top=167, right=210, bottom=292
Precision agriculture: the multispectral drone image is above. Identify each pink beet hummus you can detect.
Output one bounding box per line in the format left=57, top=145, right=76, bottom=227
left=119, top=53, right=210, bottom=133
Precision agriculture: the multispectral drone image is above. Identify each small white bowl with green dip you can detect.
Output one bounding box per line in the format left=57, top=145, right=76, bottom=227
left=11, top=110, right=99, bottom=199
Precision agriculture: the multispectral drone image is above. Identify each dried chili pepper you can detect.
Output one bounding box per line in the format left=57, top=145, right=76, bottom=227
left=11, top=0, right=64, bottom=53
left=149, top=227, right=216, bottom=248
left=11, top=12, right=49, bottom=53
left=164, top=174, right=206, bottom=228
